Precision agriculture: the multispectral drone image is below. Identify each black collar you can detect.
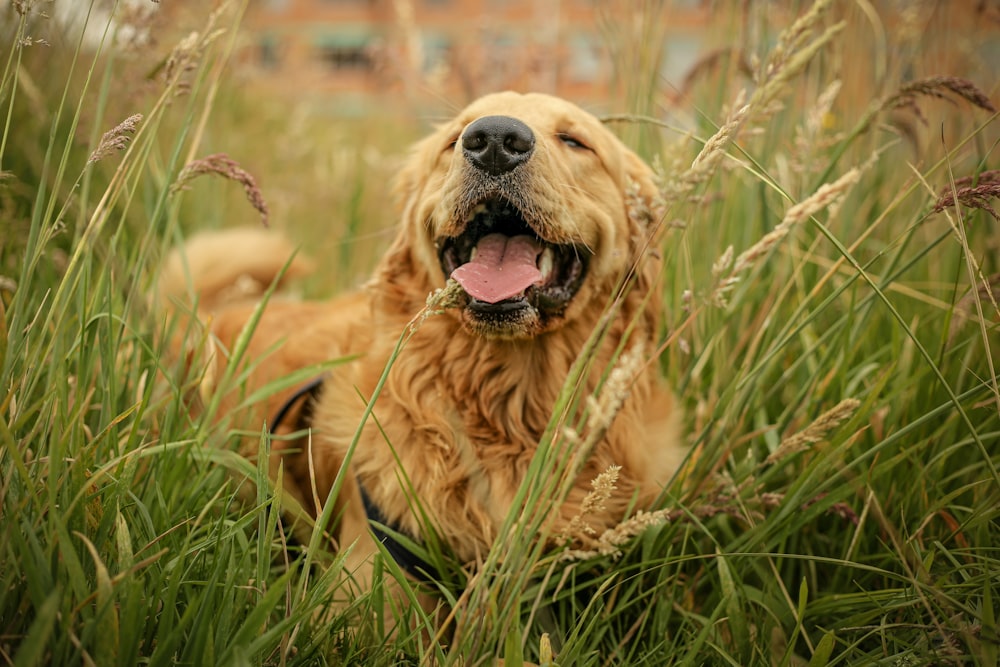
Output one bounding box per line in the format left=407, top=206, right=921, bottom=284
left=357, top=482, right=441, bottom=583
left=269, top=377, right=440, bottom=583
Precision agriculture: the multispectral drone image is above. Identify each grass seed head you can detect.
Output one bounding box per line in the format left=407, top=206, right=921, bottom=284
left=585, top=342, right=645, bottom=435
left=558, top=465, right=621, bottom=544
left=884, top=76, right=997, bottom=123
left=766, top=398, right=861, bottom=465
left=933, top=170, right=1000, bottom=221
left=409, top=279, right=464, bottom=331
left=87, top=113, right=143, bottom=164
left=173, top=153, right=270, bottom=226
left=561, top=508, right=674, bottom=562
left=708, top=166, right=862, bottom=308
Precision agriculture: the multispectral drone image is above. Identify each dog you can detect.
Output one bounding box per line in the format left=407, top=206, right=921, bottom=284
left=159, top=91, right=685, bottom=600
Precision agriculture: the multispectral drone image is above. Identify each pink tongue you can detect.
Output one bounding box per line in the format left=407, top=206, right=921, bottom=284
left=450, top=233, right=543, bottom=303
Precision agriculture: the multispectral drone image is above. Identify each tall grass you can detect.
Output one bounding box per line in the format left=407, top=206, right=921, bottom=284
left=2, top=1, right=998, bottom=666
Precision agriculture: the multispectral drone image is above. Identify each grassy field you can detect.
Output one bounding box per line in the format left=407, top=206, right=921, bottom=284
left=2, top=1, right=999, bottom=665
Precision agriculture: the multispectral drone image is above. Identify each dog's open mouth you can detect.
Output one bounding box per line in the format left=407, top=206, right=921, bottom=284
left=437, top=198, right=588, bottom=317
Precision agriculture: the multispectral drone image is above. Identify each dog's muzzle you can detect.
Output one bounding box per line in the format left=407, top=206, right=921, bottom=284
left=435, top=115, right=590, bottom=338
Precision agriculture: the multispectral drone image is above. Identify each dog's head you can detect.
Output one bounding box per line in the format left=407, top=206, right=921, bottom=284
left=384, top=91, right=662, bottom=340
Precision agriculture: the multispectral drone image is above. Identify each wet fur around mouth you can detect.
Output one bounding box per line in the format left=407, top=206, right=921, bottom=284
left=437, top=196, right=589, bottom=319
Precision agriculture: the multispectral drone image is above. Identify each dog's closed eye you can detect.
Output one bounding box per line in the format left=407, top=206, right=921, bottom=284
left=556, top=132, right=591, bottom=151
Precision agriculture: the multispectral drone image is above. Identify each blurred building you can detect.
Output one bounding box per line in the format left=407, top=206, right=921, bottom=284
left=232, top=0, right=711, bottom=112
left=155, top=0, right=998, bottom=115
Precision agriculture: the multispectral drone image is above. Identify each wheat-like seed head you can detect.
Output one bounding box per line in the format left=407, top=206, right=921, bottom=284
left=708, top=166, right=863, bottom=307
left=87, top=114, right=143, bottom=165
left=585, top=343, right=645, bottom=435
left=560, top=507, right=674, bottom=561
left=765, top=398, right=861, bottom=465
left=173, top=153, right=270, bottom=226
left=557, top=465, right=621, bottom=545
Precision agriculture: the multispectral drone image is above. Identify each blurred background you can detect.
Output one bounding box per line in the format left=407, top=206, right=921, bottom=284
left=127, top=0, right=1000, bottom=114
left=144, top=1, right=998, bottom=115
left=6, top=0, right=1000, bottom=293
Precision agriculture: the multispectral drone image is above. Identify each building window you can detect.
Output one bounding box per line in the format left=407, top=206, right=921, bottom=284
left=315, top=33, right=374, bottom=70
left=319, top=46, right=372, bottom=70
left=421, top=32, right=451, bottom=73
left=259, top=34, right=280, bottom=68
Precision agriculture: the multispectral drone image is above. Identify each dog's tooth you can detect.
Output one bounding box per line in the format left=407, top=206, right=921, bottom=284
left=465, top=203, right=488, bottom=223
left=470, top=245, right=478, bottom=261
left=539, top=247, right=555, bottom=279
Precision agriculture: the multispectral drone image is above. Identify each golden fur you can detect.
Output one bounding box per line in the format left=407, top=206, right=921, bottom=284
left=160, top=92, right=684, bottom=593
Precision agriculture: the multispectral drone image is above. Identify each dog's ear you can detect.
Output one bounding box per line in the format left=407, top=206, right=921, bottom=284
left=371, top=206, right=437, bottom=311
left=373, top=135, right=442, bottom=311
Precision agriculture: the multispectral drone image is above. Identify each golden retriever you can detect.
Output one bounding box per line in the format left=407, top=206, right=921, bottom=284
left=160, top=91, right=684, bottom=597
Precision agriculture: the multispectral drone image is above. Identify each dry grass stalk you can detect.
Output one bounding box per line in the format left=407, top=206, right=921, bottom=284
left=791, top=79, right=843, bottom=175
left=759, top=492, right=859, bottom=524
left=162, top=6, right=229, bottom=92
left=164, top=31, right=202, bottom=88
left=172, top=153, right=270, bottom=226
left=929, top=171, right=1000, bottom=395
left=932, top=169, right=1000, bottom=221
left=711, top=166, right=862, bottom=306
left=660, top=91, right=750, bottom=204
left=560, top=506, right=673, bottom=561
left=557, top=465, right=621, bottom=544
left=390, top=0, right=423, bottom=82
left=660, top=0, right=840, bottom=209
left=755, top=0, right=832, bottom=82
left=845, top=76, right=996, bottom=151
left=585, top=343, right=645, bottom=435
left=112, top=2, right=160, bottom=51
left=748, top=0, right=844, bottom=118
left=947, top=272, right=1000, bottom=344
left=625, top=176, right=663, bottom=233
left=765, top=398, right=861, bottom=464
left=711, top=244, right=734, bottom=281
left=744, top=165, right=861, bottom=257
left=87, top=114, right=143, bottom=165
left=559, top=486, right=862, bottom=562
left=561, top=426, right=582, bottom=448
left=687, top=96, right=750, bottom=180
left=553, top=345, right=654, bottom=547
left=805, top=79, right=843, bottom=138
left=884, top=76, right=997, bottom=125
left=410, top=278, right=464, bottom=331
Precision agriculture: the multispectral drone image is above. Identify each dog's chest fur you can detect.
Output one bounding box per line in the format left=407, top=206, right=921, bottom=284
left=311, top=312, right=646, bottom=563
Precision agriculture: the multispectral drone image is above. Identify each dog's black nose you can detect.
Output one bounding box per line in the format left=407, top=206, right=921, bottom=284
left=461, top=115, right=535, bottom=176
